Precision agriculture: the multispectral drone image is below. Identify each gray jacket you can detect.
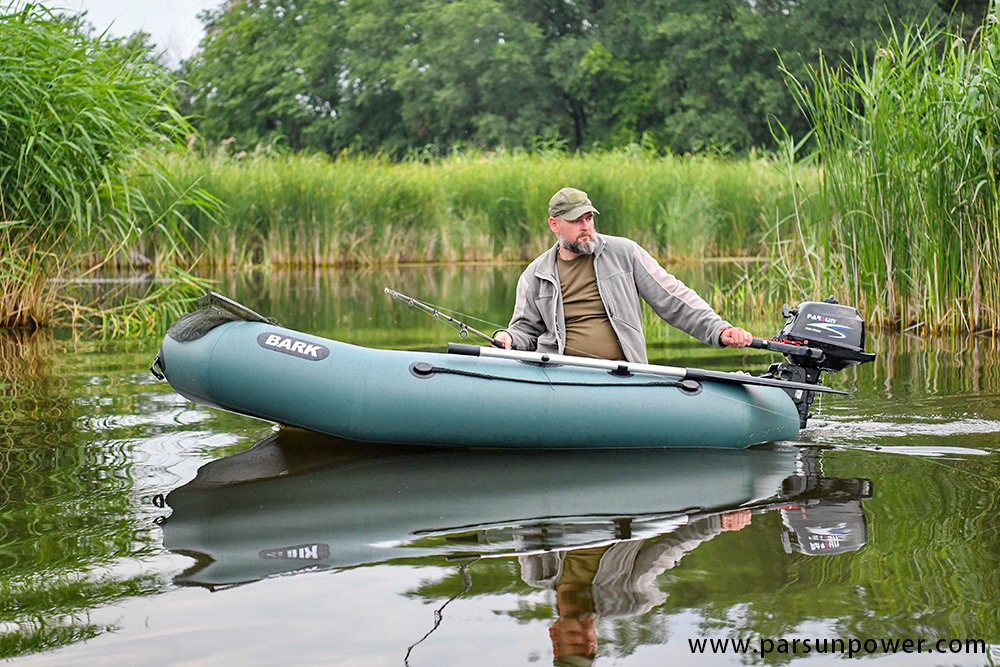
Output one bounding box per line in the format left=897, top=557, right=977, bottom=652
left=501, top=234, right=732, bottom=363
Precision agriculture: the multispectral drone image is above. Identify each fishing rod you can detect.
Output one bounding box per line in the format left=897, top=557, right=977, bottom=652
left=384, top=287, right=505, bottom=348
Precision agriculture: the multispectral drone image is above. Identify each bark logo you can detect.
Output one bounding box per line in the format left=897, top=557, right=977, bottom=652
left=257, top=332, right=330, bottom=360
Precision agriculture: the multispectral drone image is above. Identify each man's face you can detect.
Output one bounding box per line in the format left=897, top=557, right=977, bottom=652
left=550, top=211, right=597, bottom=256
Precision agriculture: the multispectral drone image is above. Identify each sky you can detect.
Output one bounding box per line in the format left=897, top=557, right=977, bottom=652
left=40, top=0, right=223, bottom=67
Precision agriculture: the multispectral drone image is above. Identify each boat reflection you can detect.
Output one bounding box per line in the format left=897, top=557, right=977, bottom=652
left=159, top=429, right=872, bottom=591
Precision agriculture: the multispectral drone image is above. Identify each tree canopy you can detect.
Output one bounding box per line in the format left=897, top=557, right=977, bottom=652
left=182, top=0, right=989, bottom=156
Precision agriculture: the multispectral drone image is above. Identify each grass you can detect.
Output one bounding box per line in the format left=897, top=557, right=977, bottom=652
left=781, top=9, right=1000, bottom=334
left=0, top=3, right=217, bottom=333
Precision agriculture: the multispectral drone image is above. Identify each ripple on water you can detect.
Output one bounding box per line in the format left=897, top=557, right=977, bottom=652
left=804, top=414, right=1000, bottom=455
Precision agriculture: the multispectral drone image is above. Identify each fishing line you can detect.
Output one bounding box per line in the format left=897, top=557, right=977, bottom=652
left=831, top=442, right=999, bottom=484
left=905, top=452, right=996, bottom=483
left=406, top=296, right=505, bottom=331
left=417, top=306, right=605, bottom=359
left=387, top=287, right=609, bottom=359
left=404, top=560, right=475, bottom=666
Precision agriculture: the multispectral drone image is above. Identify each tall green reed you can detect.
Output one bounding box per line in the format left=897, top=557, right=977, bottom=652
left=152, top=145, right=808, bottom=269
left=0, top=3, right=216, bottom=332
left=782, top=9, right=1000, bottom=333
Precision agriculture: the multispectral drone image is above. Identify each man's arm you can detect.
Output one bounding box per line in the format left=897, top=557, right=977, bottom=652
left=630, top=243, right=735, bottom=348
left=497, top=271, right=545, bottom=351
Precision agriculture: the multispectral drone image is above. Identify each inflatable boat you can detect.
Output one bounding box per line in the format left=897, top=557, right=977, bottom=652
left=151, top=293, right=873, bottom=449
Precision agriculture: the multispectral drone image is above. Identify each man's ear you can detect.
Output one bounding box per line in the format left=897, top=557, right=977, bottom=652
left=547, top=216, right=559, bottom=234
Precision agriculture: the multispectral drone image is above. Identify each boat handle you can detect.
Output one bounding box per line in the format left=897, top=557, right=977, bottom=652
left=150, top=351, right=166, bottom=380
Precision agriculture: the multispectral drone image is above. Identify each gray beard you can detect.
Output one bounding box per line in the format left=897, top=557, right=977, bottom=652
left=560, top=235, right=596, bottom=256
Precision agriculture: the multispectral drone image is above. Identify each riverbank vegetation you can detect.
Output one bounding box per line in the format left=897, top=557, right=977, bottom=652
left=154, top=146, right=809, bottom=267
left=782, top=13, right=1000, bottom=333
left=0, top=3, right=214, bottom=332
left=2, top=1, right=998, bottom=335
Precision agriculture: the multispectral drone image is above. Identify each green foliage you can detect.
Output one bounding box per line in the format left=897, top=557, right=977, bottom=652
left=181, top=0, right=987, bottom=156
left=0, top=2, right=218, bottom=332
left=148, top=148, right=810, bottom=268
left=182, top=0, right=338, bottom=150
left=0, top=3, right=177, bottom=241
left=783, top=5, right=1000, bottom=332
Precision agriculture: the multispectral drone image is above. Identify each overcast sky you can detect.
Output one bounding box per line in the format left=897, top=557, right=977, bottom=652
left=41, top=0, right=223, bottom=67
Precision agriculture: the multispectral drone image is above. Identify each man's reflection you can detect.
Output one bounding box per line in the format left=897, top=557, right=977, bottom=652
left=525, top=510, right=753, bottom=666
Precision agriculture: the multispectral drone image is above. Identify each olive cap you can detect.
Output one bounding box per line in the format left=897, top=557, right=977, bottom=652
left=548, top=187, right=600, bottom=220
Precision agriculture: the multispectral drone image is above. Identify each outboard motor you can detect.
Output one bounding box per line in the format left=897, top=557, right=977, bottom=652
left=753, top=298, right=876, bottom=428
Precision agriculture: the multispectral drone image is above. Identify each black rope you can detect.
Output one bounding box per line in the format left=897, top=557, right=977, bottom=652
left=420, top=364, right=688, bottom=389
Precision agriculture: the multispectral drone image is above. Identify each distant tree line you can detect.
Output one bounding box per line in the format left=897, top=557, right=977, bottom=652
left=177, top=0, right=989, bottom=156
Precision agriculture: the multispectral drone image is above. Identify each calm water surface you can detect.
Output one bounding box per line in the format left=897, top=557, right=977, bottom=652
left=2, top=266, right=999, bottom=666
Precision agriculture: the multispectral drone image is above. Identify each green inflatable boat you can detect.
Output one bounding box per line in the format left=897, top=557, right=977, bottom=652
left=151, top=293, right=874, bottom=449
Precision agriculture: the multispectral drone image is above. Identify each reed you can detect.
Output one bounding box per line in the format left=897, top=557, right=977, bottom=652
left=782, top=9, right=1000, bottom=334
left=0, top=3, right=217, bottom=332
left=149, top=146, right=810, bottom=269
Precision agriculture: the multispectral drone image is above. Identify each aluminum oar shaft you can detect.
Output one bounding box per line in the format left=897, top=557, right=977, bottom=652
left=447, top=343, right=849, bottom=395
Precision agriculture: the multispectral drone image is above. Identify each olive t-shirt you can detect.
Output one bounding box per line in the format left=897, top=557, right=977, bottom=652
left=557, top=254, right=625, bottom=360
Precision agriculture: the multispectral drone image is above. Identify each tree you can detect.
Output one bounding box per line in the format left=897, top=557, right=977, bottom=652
left=181, top=0, right=991, bottom=155
left=183, top=0, right=343, bottom=151
left=343, top=0, right=554, bottom=152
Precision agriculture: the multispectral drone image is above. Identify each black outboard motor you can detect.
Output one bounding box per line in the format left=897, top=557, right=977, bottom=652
left=754, top=298, right=876, bottom=428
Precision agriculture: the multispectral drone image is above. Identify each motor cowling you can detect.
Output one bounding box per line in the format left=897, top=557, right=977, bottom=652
left=774, top=299, right=876, bottom=373
left=761, top=298, right=875, bottom=429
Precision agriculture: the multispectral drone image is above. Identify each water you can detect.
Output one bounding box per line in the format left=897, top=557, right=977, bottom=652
left=2, top=267, right=999, bottom=666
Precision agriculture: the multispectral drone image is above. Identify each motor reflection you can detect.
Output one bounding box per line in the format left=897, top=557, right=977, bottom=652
left=518, top=471, right=870, bottom=666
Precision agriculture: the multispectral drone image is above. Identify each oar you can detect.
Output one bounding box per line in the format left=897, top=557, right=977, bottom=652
left=446, top=343, right=849, bottom=395
left=384, top=286, right=848, bottom=395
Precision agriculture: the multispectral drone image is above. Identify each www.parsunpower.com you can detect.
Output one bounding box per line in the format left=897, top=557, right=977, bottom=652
left=688, top=636, right=989, bottom=659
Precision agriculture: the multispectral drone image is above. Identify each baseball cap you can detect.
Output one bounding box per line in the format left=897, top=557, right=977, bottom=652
left=549, top=187, right=600, bottom=220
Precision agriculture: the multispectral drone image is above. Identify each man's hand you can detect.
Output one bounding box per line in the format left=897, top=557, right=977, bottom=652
left=494, top=331, right=513, bottom=349
left=720, top=326, right=753, bottom=348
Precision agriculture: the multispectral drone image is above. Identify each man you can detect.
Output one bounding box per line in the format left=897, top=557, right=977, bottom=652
left=494, top=187, right=753, bottom=362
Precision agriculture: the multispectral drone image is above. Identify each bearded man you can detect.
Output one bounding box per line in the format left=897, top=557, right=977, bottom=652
left=494, top=187, right=753, bottom=362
